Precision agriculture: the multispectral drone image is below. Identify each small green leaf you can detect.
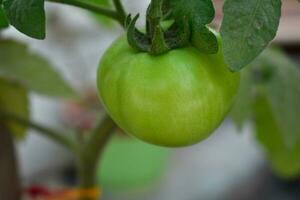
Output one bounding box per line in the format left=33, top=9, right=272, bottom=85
left=170, top=0, right=215, bottom=26
left=254, top=92, right=300, bottom=179
left=230, top=67, right=253, bottom=130
left=0, top=78, right=29, bottom=138
left=3, top=0, right=45, bottom=39
left=220, top=0, right=282, bottom=71
left=0, top=40, right=77, bottom=98
left=191, top=26, right=218, bottom=54
left=0, top=7, right=9, bottom=29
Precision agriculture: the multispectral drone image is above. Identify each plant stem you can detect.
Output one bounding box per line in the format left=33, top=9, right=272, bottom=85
left=77, top=114, right=116, bottom=199
left=0, top=111, right=79, bottom=154
left=47, top=0, right=126, bottom=27
left=112, top=0, right=126, bottom=24
left=0, top=124, right=21, bottom=200
left=147, top=0, right=169, bottom=54
left=1, top=111, right=117, bottom=200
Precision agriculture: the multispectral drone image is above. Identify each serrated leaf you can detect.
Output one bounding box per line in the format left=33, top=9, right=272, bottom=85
left=0, top=78, right=29, bottom=138
left=259, top=49, right=300, bottom=148
left=254, top=92, right=300, bottom=179
left=0, top=40, right=77, bottom=98
left=220, top=0, right=282, bottom=71
left=0, top=7, right=9, bottom=29
left=230, top=67, right=253, bottom=130
left=3, top=0, right=45, bottom=39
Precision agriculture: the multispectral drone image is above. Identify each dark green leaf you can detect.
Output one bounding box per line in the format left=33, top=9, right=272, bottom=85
left=0, top=40, right=77, bottom=98
left=220, top=0, right=282, bottom=71
left=0, top=7, right=9, bottom=29
left=230, top=67, right=253, bottom=130
left=254, top=92, right=300, bottom=179
left=3, top=0, right=45, bottom=39
left=0, top=78, right=29, bottom=138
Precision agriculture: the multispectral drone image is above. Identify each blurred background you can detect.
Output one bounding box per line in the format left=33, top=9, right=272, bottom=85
left=1, top=0, right=300, bottom=200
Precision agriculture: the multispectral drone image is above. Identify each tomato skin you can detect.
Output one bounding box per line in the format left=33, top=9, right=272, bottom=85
left=97, top=35, right=240, bottom=147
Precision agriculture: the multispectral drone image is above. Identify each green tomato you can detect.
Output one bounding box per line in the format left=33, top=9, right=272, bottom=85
left=97, top=34, right=240, bottom=147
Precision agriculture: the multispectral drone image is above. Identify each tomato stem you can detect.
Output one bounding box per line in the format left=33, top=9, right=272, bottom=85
left=77, top=115, right=116, bottom=199
left=1, top=110, right=117, bottom=200
left=126, top=0, right=190, bottom=55
left=0, top=125, right=21, bottom=200
left=112, top=0, right=127, bottom=26
left=0, top=111, right=80, bottom=154
left=46, top=0, right=127, bottom=27
left=147, top=0, right=169, bottom=55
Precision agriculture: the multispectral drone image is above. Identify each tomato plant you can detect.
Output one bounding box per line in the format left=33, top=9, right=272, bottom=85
left=98, top=35, right=239, bottom=147
left=0, top=0, right=300, bottom=200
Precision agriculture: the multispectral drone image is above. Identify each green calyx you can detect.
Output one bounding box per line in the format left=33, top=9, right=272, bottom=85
left=126, top=0, right=219, bottom=56
left=126, top=0, right=191, bottom=55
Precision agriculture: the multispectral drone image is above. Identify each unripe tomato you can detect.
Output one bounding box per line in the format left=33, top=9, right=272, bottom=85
left=97, top=33, right=239, bottom=147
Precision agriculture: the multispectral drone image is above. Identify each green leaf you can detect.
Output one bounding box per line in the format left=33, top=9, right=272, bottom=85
left=170, top=0, right=215, bottom=26
left=0, top=40, right=77, bottom=98
left=259, top=49, right=300, bottom=148
left=191, top=26, right=218, bottom=54
left=3, top=0, right=45, bottom=39
left=253, top=49, right=300, bottom=179
left=0, top=7, right=9, bottom=29
left=254, top=92, right=300, bottom=179
left=0, top=78, right=29, bottom=138
left=230, top=67, right=253, bottom=130
left=220, top=0, right=282, bottom=71
left=229, top=48, right=300, bottom=178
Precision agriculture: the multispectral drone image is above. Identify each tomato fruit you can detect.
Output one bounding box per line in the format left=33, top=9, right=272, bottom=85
left=97, top=33, right=240, bottom=147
